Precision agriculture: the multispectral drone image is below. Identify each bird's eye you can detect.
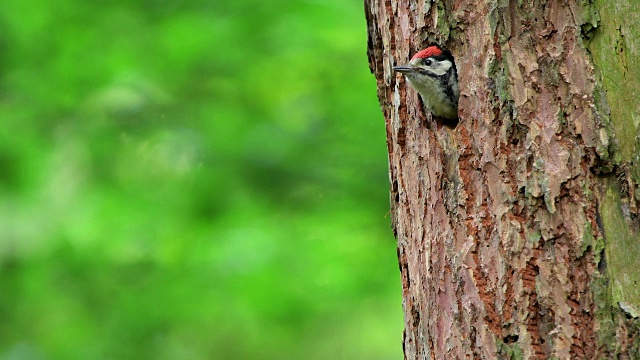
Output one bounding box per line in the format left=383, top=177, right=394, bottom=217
left=424, top=59, right=432, bottom=66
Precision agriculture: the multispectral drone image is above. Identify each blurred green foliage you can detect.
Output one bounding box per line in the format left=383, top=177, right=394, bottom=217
left=0, top=0, right=401, bottom=359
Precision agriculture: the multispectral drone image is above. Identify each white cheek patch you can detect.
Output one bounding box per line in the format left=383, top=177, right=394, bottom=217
left=428, top=60, right=452, bottom=76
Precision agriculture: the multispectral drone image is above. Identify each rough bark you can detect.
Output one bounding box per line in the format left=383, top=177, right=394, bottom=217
left=365, top=0, right=640, bottom=358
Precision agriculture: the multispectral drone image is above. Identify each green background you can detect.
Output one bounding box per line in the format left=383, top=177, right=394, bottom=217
left=0, top=0, right=402, bottom=358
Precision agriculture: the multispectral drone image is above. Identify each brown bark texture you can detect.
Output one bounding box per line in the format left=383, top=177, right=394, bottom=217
left=365, top=0, right=639, bottom=358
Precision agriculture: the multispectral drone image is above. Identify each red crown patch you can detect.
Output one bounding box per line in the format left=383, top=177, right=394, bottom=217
left=411, top=46, right=443, bottom=60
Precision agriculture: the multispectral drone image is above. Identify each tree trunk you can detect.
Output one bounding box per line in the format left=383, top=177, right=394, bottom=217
left=365, top=0, right=640, bottom=358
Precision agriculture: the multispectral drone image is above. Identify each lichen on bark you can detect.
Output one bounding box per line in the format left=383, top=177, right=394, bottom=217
left=587, top=0, right=640, bottom=355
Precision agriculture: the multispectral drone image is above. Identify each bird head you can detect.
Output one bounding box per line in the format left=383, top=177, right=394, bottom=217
left=392, top=45, right=459, bottom=120
left=392, top=45, right=455, bottom=84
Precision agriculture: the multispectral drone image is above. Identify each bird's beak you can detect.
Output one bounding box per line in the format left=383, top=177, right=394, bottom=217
left=392, top=65, right=416, bottom=74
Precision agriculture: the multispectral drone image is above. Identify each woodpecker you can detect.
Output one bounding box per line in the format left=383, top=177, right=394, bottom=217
left=393, top=45, right=460, bottom=120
